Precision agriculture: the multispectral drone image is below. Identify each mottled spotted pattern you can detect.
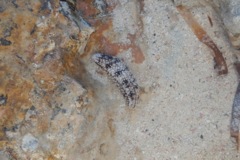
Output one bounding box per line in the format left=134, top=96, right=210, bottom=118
left=92, top=53, right=139, bottom=107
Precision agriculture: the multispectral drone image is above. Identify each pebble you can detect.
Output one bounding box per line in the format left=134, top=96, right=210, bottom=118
left=21, top=133, right=39, bottom=152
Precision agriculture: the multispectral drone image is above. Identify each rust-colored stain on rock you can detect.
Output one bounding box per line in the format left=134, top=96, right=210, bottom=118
left=76, top=0, right=99, bottom=18
left=85, top=21, right=145, bottom=63
left=0, top=73, right=33, bottom=138
left=75, top=0, right=145, bottom=63
left=0, top=0, right=145, bottom=159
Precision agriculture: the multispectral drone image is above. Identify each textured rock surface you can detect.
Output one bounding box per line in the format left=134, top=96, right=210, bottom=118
left=219, top=0, right=240, bottom=49
left=0, top=0, right=240, bottom=159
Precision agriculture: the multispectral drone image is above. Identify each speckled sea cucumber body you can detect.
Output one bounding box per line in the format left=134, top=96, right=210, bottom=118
left=92, top=53, right=139, bottom=107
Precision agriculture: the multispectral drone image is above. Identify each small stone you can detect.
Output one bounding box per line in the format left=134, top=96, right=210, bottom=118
left=0, top=6, right=5, bottom=13
left=0, top=38, right=12, bottom=46
left=25, top=106, right=37, bottom=121
left=21, top=133, right=39, bottom=152
left=94, top=0, right=107, bottom=13
left=0, top=94, right=7, bottom=106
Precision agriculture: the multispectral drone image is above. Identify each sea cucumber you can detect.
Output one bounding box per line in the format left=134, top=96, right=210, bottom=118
left=92, top=53, right=139, bottom=107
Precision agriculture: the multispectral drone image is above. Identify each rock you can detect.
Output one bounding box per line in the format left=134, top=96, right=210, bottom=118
left=219, top=0, right=240, bottom=48
left=0, top=38, right=11, bottom=46
left=0, top=151, right=8, bottom=160
left=21, top=133, right=39, bottom=152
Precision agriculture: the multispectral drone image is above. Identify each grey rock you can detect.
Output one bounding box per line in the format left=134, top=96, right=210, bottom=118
left=21, top=133, right=39, bottom=152
left=220, top=0, right=240, bottom=48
